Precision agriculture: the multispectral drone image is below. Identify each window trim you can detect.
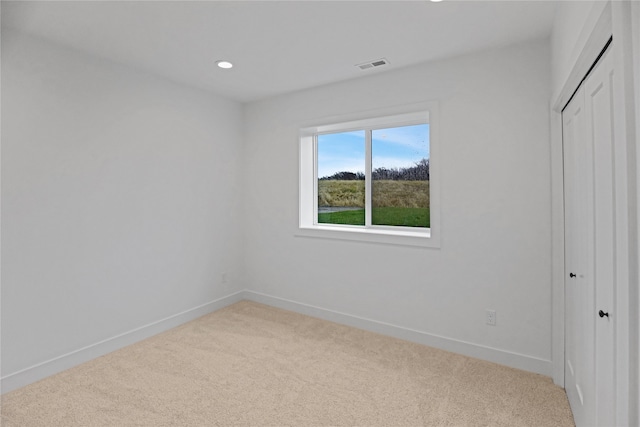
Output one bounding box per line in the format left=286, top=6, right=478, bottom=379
left=298, top=102, right=440, bottom=248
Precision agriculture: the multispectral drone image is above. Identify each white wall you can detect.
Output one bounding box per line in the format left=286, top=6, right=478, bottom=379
left=242, top=40, right=553, bottom=374
left=1, top=31, right=244, bottom=390
left=631, top=3, right=640, bottom=425
left=633, top=4, right=640, bottom=424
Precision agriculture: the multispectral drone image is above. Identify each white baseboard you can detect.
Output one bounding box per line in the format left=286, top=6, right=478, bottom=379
left=243, top=290, right=553, bottom=377
left=1, top=291, right=245, bottom=394
left=2, top=289, right=553, bottom=394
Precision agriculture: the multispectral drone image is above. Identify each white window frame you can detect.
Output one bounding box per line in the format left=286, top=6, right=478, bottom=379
left=298, top=103, right=440, bottom=248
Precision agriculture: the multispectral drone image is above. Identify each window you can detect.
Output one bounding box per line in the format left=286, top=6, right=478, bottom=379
left=299, top=105, right=439, bottom=247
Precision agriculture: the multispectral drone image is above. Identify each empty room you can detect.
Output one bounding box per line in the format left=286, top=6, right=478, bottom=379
left=1, top=1, right=639, bottom=426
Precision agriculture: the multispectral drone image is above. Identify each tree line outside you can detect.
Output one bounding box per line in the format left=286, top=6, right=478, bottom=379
left=319, top=158, right=429, bottom=181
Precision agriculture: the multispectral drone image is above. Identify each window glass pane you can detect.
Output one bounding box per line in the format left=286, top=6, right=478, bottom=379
left=317, top=131, right=365, bottom=226
left=372, top=124, right=429, bottom=228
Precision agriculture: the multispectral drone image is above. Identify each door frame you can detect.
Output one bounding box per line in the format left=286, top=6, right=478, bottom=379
left=550, top=1, right=637, bottom=425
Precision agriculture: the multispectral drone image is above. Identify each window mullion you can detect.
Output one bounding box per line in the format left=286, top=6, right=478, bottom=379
left=365, top=129, right=372, bottom=227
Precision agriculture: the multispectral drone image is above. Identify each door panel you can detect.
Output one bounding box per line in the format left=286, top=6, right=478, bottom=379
left=584, top=45, right=616, bottom=427
left=564, top=84, right=595, bottom=427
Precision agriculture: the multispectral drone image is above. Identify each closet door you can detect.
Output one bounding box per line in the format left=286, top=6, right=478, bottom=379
left=564, top=83, right=595, bottom=427
left=583, top=42, right=615, bottom=427
left=563, top=44, right=616, bottom=427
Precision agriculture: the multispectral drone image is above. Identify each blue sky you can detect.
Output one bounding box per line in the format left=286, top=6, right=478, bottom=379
left=317, top=124, right=429, bottom=178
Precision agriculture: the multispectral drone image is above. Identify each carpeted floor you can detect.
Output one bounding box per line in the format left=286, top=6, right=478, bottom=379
left=2, top=301, right=575, bottom=426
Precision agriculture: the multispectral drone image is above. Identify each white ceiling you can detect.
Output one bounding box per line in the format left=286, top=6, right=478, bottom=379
left=2, top=1, right=558, bottom=103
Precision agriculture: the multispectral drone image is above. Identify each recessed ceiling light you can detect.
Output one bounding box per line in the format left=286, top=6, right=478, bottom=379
left=216, top=60, right=233, bottom=69
left=430, top=0, right=443, bottom=2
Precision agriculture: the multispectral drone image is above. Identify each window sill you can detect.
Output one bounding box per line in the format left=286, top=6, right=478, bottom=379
left=296, top=225, right=440, bottom=248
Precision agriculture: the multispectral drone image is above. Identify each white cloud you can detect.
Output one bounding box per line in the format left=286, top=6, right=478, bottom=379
left=372, top=125, right=429, bottom=152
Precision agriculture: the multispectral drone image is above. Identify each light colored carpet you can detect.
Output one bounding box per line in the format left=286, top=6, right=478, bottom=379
left=2, top=301, right=574, bottom=426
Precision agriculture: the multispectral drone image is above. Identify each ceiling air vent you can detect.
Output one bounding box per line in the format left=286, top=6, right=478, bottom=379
left=356, top=58, right=390, bottom=70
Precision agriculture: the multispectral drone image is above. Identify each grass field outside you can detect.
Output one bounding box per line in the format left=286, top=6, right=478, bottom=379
left=318, top=209, right=365, bottom=225
left=317, top=180, right=429, bottom=227
left=373, top=180, right=429, bottom=209
left=317, top=207, right=430, bottom=227
left=317, top=180, right=365, bottom=208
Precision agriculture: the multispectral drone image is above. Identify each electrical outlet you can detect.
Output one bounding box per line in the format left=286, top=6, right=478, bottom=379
left=486, top=309, right=496, bottom=326
left=222, top=273, right=228, bottom=284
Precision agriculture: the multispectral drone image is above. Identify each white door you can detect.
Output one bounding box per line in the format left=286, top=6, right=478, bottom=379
left=564, top=78, right=595, bottom=427
left=584, top=43, right=616, bottom=427
left=563, top=44, right=616, bottom=427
